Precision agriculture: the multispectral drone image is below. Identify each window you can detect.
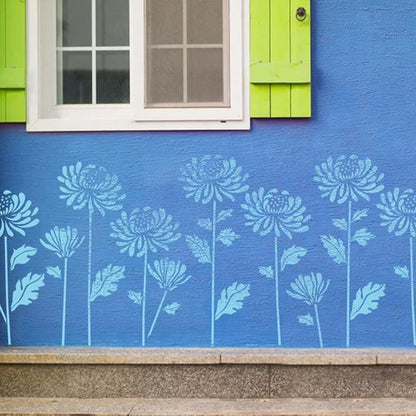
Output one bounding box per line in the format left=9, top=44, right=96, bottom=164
left=27, top=0, right=249, bottom=131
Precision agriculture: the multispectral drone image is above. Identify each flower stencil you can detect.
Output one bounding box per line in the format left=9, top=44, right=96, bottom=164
left=315, top=154, right=384, bottom=347
left=148, top=258, right=191, bottom=292
left=58, top=162, right=124, bottom=346
left=314, top=155, right=384, bottom=204
left=41, top=226, right=85, bottom=346
left=243, top=188, right=310, bottom=238
left=58, top=162, right=125, bottom=216
left=0, top=190, right=40, bottom=345
left=111, top=208, right=181, bottom=346
left=180, top=155, right=249, bottom=346
left=180, top=155, right=249, bottom=204
left=287, top=273, right=330, bottom=306
left=378, top=188, right=416, bottom=237
left=242, top=187, right=309, bottom=346
left=111, top=208, right=180, bottom=258
left=378, top=188, right=416, bottom=345
left=41, top=226, right=85, bottom=259
left=147, top=258, right=191, bottom=338
left=0, top=191, right=39, bottom=237
left=287, top=272, right=330, bottom=347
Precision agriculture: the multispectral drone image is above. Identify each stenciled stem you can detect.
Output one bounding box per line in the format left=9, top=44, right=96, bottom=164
left=211, top=200, right=217, bottom=347
left=0, top=305, right=6, bottom=324
left=62, top=258, right=68, bottom=346
left=274, top=236, right=281, bottom=346
left=410, top=236, right=415, bottom=346
left=147, top=290, right=168, bottom=338
left=4, top=236, right=11, bottom=345
left=87, top=210, right=93, bottom=346
left=314, top=303, right=323, bottom=348
left=142, top=249, right=148, bottom=347
left=346, top=200, right=352, bottom=348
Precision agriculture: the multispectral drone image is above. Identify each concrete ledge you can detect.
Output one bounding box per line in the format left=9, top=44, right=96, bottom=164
left=0, top=347, right=415, bottom=365
left=2, top=398, right=416, bottom=416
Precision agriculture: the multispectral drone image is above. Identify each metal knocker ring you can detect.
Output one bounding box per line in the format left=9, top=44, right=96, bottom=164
left=296, top=7, right=307, bottom=21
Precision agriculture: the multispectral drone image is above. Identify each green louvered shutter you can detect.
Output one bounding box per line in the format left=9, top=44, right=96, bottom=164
left=0, top=0, right=26, bottom=122
left=250, top=0, right=311, bottom=118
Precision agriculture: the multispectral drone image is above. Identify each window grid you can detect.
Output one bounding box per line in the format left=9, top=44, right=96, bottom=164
left=145, top=0, right=229, bottom=108
left=56, top=0, right=130, bottom=105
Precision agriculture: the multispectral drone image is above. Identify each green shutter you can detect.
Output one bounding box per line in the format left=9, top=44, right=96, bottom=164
left=250, top=0, right=311, bottom=118
left=0, top=0, right=26, bottom=123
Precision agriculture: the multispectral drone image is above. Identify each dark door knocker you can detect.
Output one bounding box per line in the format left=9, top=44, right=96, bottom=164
left=296, top=7, right=307, bottom=21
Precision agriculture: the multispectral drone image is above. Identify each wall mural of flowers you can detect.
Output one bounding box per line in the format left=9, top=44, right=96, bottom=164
left=1, top=147, right=415, bottom=348
left=40, top=226, right=85, bottom=346
left=242, top=187, right=310, bottom=346
left=378, top=188, right=416, bottom=345
left=180, top=155, right=250, bottom=346
left=287, top=272, right=330, bottom=347
left=111, top=208, right=181, bottom=346
left=314, top=155, right=386, bottom=347
left=58, top=162, right=125, bottom=346
left=0, top=190, right=42, bottom=345
left=147, top=258, right=191, bottom=338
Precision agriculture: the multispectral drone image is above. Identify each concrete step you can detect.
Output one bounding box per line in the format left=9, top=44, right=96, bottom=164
left=1, top=398, right=416, bottom=416
left=2, top=348, right=416, bottom=399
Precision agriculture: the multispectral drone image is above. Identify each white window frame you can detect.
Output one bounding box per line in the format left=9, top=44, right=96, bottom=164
left=26, top=0, right=250, bottom=132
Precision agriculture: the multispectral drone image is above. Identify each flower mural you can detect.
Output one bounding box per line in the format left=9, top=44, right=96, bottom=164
left=40, top=226, right=85, bottom=345
left=378, top=188, right=416, bottom=345
left=180, top=155, right=250, bottom=347
left=314, top=155, right=385, bottom=347
left=58, top=162, right=125, bottom=346
left=111, top=207, right=181, bottom=346
left=181, top=155, right=249, bottom=204
left=0, top=190, right=40, bottom=345
left=314, top=155, right=384, bottom=204
left=242, top=187, right=310, bottom=346
left=287, top=272, right=330, bottom=347
left=147, top=258, right=191, bottom=338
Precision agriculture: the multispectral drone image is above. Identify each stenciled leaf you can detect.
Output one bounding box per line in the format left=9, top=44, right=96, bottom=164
left=298, top=313, right=314, bottom=326
left=321, top=235, right=347, bottom=264
left=332, top=218, right=347, bottom=231
left=352, top=209, right=369, bottom=223
left=350, top=282, right=386, bottom=320
left=128, top=290, right=142, bottom=305
left=394, top=266, right=409, bottom=279
left=10, top=245, right=37, bottom=271
left=197, top=218, right=212, bottom=231
left=216, top=209, right=233, bottom=223
left=46, top=266, right=62, bottom=279
left=216, top=228, right=240, bottom=247
left=89, top=265, right=125, bottom=302
left=185, top=235, right=211, bottom=264
left=215, top=282, right=250, bottom=320
left=352, top=228, right=375, bottom=247
left=163, top=302, right=180, bottom=315
left=280, top=245, right=307, bottom=271
left=259, top=266, right=274, bottom=279
left=11, top=273, right=45, bottom=312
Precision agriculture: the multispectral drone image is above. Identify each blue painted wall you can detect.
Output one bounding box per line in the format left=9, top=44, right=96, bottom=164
left=1, top=0, right=416, bottom=348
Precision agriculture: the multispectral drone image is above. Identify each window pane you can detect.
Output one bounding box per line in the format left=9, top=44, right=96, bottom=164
left=187, top=0, right=223, bottom=44
left=96, top=0, right=129, bottom=46
left=59, top=52, right=92, bottom=104
left=147, top=49, right=183, bottom=105
left=60, top=0, right=92, bottom=47
left=146, top=0, right=183, bottom=45
left=97, top=52, right=130, bottom=103
left=187, top=48, right=223, bottom=102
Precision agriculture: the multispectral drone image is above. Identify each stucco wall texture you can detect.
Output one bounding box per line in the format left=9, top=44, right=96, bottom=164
left=0, top=1, right=415, bottom=348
